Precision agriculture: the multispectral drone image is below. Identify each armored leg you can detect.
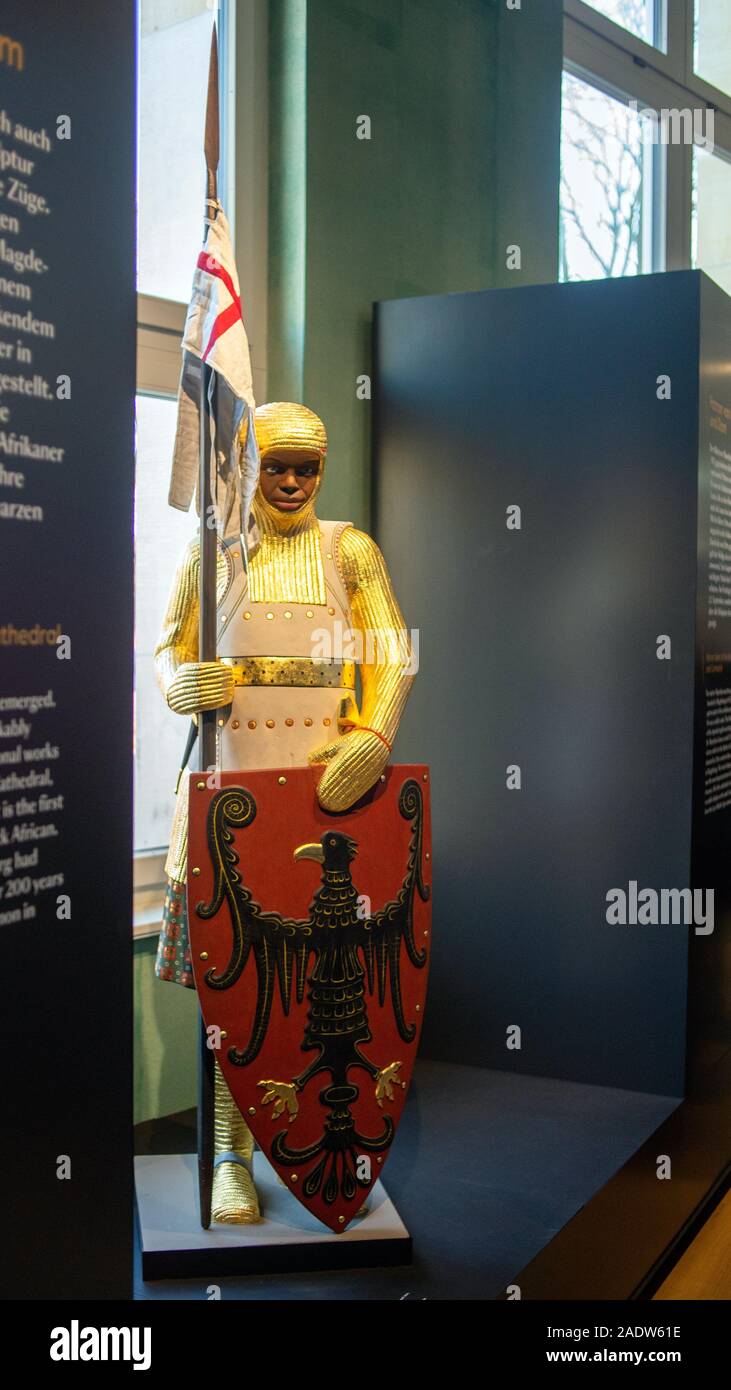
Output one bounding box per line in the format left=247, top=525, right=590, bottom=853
left=211, top=1060, right=261, bottom=1224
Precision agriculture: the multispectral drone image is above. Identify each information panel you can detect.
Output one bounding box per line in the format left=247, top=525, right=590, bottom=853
left=0, top=3, right=135, bottom=1297
left=689, top=274, right=731, bottom=1078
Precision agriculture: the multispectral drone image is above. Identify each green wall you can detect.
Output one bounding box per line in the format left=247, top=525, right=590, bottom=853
left=134, top=937, right=198, bottom=1124
left=268, top=0, right=562, bottom=529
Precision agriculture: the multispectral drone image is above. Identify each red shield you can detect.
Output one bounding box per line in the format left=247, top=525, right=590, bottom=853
left=187, top=764, right=431, bottom=1233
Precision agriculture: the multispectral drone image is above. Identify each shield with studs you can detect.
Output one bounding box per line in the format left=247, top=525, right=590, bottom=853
left=187, top=763, right=432, bottom=1233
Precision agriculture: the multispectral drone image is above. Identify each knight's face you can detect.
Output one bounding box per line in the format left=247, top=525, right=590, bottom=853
left=259, top=450, right=321, bottom=512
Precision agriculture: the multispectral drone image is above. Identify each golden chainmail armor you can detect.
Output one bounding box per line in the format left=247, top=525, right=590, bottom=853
left=155, top=503, right=414, bottom=880
left=154, top=401, right=414, bottom=1224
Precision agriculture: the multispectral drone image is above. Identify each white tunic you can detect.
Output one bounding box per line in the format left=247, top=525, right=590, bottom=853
left=215, top=519, right=356, bottom=771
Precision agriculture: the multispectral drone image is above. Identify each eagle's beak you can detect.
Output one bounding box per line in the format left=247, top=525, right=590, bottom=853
left=294, top=842, right=325, bottom=863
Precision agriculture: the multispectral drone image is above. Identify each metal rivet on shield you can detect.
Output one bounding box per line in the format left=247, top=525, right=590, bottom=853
left=425, top=851, right=430, bottom=859
left=415, top=1003, right=421, bottom=1011
left=221, top=1031, right=228, bottom=1040
left=377, top=1156, right=383, bottom=1164
left=192, top=867, right=201, bottom=876
left=290, top=1173, right=298, bottom=1183
left=423, top=773, right=428, bottom=781
left=248, top=1107, right=256, bottom=1116
left=196, top=781, right=205, bottom=790
left=200, top=951, right=209, bottom=961
left=338, top=1215, right=345, bottom=1224
left=380, top=774, right=386, bottom=782
left=278, top=776, right=286, bottom=785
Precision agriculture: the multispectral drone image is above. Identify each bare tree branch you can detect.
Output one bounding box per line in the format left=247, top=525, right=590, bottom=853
left=560, top=65, right=646, bottom=280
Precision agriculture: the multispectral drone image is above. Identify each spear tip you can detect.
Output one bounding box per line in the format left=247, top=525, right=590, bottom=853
left=205, top=21, right=219, bottom=203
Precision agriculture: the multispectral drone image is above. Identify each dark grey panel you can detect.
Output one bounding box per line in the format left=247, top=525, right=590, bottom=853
left=374, top=272, right=702, bottom=1095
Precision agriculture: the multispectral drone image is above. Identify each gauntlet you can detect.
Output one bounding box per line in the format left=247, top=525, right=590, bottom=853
left=309, top=727, right=390, bottom=812
left=165, top=660, right=234, bottom=717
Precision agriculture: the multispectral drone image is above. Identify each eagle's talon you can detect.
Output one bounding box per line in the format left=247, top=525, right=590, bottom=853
left=375, top=1060, right=405, bottom=1108
left=258, top=1079, right=299, bottom=1122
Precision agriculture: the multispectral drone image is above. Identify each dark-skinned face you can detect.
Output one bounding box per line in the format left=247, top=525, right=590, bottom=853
left=258, top=451, right=321, bottom=512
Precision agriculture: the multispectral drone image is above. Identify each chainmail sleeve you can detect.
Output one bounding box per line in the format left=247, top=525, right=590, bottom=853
left=341, top=527, right=414, bottom=746
left=154, top=538, right=200, bottom=701
left=310, top=526, right=415, bottom=811
left=154, top=540, right=234, bottom=714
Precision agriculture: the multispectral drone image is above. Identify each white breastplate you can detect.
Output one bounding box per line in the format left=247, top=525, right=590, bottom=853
left=214, top=520, right=355, bottom=771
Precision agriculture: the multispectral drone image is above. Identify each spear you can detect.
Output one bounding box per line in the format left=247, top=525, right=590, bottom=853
left=196, top=19, right=220, bottom=1232
left=199, top=21, right=219, bottom=777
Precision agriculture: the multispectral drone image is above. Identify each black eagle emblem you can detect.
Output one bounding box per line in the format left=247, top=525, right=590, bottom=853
left=195, top=778, right=430, bottom=1205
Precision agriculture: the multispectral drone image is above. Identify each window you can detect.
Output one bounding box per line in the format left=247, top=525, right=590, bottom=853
left=692, top=148, right=731, bottom=298
left=581, top=0, right=661, bottom=49
left=134, top=0, right=229, bottom=933
left=138, top=0, right=214, bottom=303
left=133, top=395, right=193, bottom=856
left=133, top=0, right=266, bottom=933
left=563, top=1, right=731, bottom=285
left=560, top=73, right=655, bottom=281
left=694, top=1, right=731, bottom=102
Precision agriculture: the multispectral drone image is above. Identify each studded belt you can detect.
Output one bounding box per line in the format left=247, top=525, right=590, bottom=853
left=221, top=656, right=356, bottom=689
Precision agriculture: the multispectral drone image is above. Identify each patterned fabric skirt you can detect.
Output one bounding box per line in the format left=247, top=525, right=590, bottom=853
left=155, top=878, right=195, bottom=990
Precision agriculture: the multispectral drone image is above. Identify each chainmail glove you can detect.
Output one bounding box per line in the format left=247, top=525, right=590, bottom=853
left=166, top=660, right=234, bottom=716
left=309, top=727, right=389, bottom=812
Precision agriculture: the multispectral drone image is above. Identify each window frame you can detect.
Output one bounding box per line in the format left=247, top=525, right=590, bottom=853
left=565, top=0, right=678, bottom=77
left=564, top=0, right=731, bottom=277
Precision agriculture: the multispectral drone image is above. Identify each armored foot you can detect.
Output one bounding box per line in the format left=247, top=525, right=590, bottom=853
left=212, top=1060, right=262, bottom=1224
left=212, top=1155, right=261, bottom=1225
